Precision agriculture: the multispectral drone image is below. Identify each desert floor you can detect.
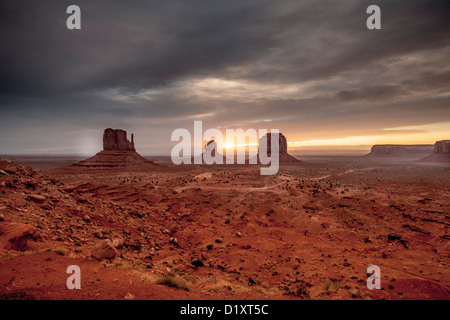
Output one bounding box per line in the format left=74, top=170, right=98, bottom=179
left=0, top=155, right=449, bottom=300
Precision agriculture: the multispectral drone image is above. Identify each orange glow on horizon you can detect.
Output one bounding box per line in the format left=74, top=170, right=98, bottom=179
left=288, top=122, right=450, bottom=149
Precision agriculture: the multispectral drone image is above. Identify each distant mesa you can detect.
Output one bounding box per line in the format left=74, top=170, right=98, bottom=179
left=258, top=132, right=301, bottom=164
left=103, top=128, right=135, bottom=152
left=197, top=133, right=301, bottom=165
left=366, top=144, right=434, bottom=159
left=200, top=140, right=227, bottom=164
left=75, top=128, right=155, bottom=168
left=434, top=140, right=450, bottom=154
left=417, top=140, right=450, bottom=164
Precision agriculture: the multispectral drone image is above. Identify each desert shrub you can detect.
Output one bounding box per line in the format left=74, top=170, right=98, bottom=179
left=323, top=279, right=340, bottom=293
left=283, top=281, right=310, bottom=298
left=156, top=276, right=190, bottom=291
left=54, top=247, right=68, bottom=256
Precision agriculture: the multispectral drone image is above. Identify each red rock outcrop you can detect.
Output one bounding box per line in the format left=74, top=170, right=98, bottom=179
left=0, top=222, right=39, bottom=251
left=433, top=140, right=450, bottom=154
left=75, top=129, right=155, bottom=168
left=418, top=140, right=450, bottom=164
left=103, top=128, right=135, bottom=151
left=367, top=145, right=433, bottom=158
left=258, top=133, right=300, bottom=163
left=199, top=140, right=227, bottom=164
left=91, top=239, right=118, bottom=261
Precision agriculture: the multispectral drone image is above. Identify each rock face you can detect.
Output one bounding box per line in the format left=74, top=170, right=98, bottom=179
left=0, top=222, right=39, bottom=251
left=75, top=129, right=155, bottom=168
left=258, top=133, right=300, bottom=163
left=199, top=140, right=227, bottom=164
left=103, top=128, right=135, bottom=151
left=205, top=140, right=216, bottom=157
left=367, top=145, right=433, bottom=158
left=260, top=133, right=288, bottom=154
left=433, top=140, right=450, bottom=154
left=91, top=239, right=118, bottom=261
left=418, top=140, right=450, bottom=164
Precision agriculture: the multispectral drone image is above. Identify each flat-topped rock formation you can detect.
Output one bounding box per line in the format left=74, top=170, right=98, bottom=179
left=194, top=134, right=301, bottom=165
left=434, top=140, right=450, bottom=154
left=103, top=128, right=135, bottom=151
left=75, top=129, right=155, bottom=168
left=366, top=144, right=434, bottom=159
left=258, top=133, right=301, bottom=164
left=202, top=140, right=227, bottom=164
left=418, top=140, right=450, bottom=165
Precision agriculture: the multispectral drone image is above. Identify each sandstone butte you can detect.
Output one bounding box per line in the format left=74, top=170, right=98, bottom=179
left=258, top=132, right=301, bottom=164
left=75, top=128, right=156, bottom=168
left=198, top=133, right=301, bottom=164
left=418, top=140, right=450, bottom=164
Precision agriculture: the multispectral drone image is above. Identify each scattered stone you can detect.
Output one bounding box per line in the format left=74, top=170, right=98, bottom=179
left=0, top=222, right=39, bottom=251
left=4, top=165, right=18, bottom=174
left=91, top=239, right=118, bottom=261
left=403, top=224, right=431, bottom=235
left=191, top=258, right=204, bottom=268
left=124, top=292, right=135, bottom=300
left=93, top=230, right=103, bottom=239
left=63, top=185, right=77, bottom=193
left=236, top=231, right=242, bottom=237
left=112, top=238, right=123, bottom=249
left=27, top=194, right=46, bottom=203
left=22, top=166, right=34, bottom=176
left=387, top=233, right=409, bottom=248
left=124, top=239, right=142, bottom=251
left=364, top=237, right=372, bottom=243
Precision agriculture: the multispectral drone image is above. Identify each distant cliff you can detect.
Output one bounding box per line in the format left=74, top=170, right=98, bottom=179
left=417, top=140, right=450, bottom=164
left=433, top=140, right=450, bottom=154
left=75, top=128, right=155, bottom=168
left=367, top=144, right=434, bottom=158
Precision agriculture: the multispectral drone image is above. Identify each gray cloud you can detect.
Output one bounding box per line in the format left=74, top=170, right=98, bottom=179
left=0, top=0, right=449, bottom=154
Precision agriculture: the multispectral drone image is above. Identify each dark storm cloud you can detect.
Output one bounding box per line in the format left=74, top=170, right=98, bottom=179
left=0, top=0, right=449, bottom=153
left=0, top=0, right=277, bottom=96
left=2, top=0, right=449, bottom=97
left=336, top=85, right=404, bottom=101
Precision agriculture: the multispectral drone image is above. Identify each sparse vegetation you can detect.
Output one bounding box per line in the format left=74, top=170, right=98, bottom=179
left=323, top=279, right=340, bottom=293
left=283, top=281, right=310, bottom=298
left=349, top=287, right=368, bottom=299
left=156, top=276, right=191, bottom=291
left=53, top=247, right=68, bottom=256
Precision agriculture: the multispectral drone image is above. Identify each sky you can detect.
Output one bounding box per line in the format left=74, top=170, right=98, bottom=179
left=0, top=0, right=449, bottom=155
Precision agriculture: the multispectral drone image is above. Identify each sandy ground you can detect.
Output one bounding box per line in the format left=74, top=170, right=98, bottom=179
left=0, top=156, right=449, bottom=300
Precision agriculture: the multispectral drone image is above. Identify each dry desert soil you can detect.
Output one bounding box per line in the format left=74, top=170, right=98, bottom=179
left=0, top=155, right=449, bottom=300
